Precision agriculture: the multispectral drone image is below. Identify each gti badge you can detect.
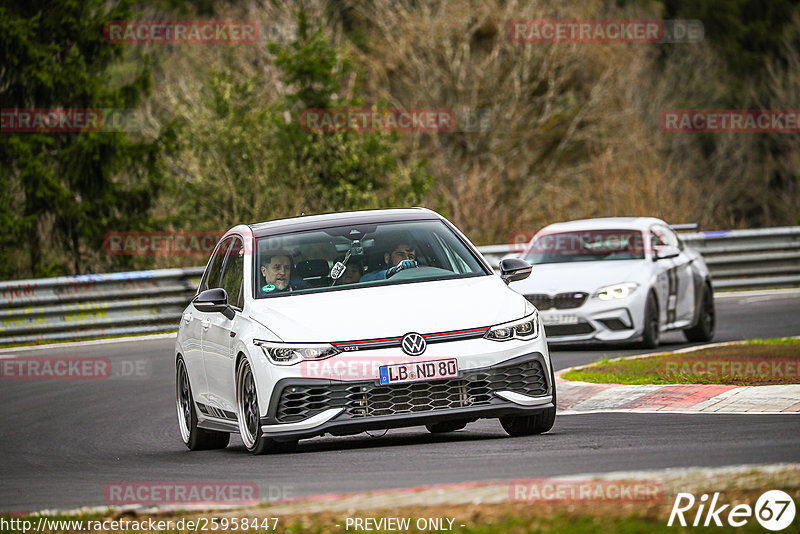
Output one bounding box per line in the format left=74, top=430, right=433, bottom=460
left=401, top=333, right=426, bottom=356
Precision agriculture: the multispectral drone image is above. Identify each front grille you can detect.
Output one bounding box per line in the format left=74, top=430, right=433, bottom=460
left=526, top=292, right=587, bottom=310
left=553, top=292, right=588, bottom=309
left=275, top=358, right=548, bottom=423
left=544, top=322, right=595, bottom=336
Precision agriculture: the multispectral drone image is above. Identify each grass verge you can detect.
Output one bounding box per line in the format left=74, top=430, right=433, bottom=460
left=561, top=338, right=800, bottom=386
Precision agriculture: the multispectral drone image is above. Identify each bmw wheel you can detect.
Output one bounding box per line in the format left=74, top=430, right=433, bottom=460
left=235, top=357, right=297, bottom=455
left=684, top=284, right=715, bottom=342
left=639, top=292, right=660, bottom=349
left=176, top=357, right=230, bottom=450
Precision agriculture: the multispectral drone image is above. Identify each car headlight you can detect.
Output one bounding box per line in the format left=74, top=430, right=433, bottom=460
left=253, top=340, right=340, bottom=366
left=595, top=282, right=638, bottom=300
left=485, top=310, right=539, bottom=341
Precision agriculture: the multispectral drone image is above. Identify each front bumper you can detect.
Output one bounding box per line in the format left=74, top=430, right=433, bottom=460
left=537, top=294, right=647, bottom=345
left=258, top=353, right=553, bottom=440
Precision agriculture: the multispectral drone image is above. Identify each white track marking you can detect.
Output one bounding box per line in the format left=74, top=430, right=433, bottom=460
left=0, top=332, right=176, bottom=353
left=716, top=288, right=800, bottom=299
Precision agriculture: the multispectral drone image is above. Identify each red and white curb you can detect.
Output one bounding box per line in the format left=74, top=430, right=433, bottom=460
left=555, top=341, right=800, bottom=414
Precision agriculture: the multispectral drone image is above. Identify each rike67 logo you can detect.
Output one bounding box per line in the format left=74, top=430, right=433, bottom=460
left=668, top=490, right=796, bottom=531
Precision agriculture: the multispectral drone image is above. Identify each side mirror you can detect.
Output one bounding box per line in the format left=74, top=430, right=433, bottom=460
left=193, top=288, right=235, bottom=320
left=654, top=245, right=680, bottom=261
left=499, top=258, right=532, bottom=284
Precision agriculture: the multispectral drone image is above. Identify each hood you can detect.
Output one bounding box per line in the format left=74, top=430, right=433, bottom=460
left=509, top=259, right=646, bottom=295
left=247, top=275, right=527, bottom=342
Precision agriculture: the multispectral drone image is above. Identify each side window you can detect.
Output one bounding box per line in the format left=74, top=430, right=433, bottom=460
left=665, top=226, right=684, bottom=250
left=202, top=237, right=231, bottom=291
left=650, top=225, right=678, bottom=249
left=219, top=238, right=244, bottom=308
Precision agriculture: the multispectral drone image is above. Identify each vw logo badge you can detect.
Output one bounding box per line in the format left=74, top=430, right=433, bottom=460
left=401, top=333, right=426, bottom=356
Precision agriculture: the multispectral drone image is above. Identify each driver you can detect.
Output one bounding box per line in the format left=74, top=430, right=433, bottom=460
left=362, top=241, right=419, bottom=281
left=259, top=251, right=296, bottom=295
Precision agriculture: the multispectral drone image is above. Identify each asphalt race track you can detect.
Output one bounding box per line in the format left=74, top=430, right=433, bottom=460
left=1, top=290, right=799, bottom=513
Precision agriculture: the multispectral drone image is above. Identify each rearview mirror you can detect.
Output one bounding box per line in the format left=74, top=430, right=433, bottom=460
left=193, top=288, right=235, bottom=320
left=499, top=258, right=532, bottom=284
left=654, top=245, right=680, bottom=260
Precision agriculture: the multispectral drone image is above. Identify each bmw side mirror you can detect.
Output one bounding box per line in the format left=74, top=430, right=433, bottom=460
left=654, top=245, right=680, bottom=261
left=499, top=258, right=532, bottom=284
left=193, top=288, right=235, bottom=320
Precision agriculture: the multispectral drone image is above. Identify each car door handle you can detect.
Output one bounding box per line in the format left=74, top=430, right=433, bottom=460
left=201, top=319, right=210, bottom=331
left=182, top=312, right=192, bottom=324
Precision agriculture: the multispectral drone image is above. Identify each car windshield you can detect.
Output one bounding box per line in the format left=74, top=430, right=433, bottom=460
left=524, top=229, right=645, bottom=264
left=254, top=219, right=487, bottom=298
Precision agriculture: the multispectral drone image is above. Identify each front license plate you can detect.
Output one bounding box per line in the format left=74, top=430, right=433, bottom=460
left=379, top=359, right=458, bottom=385
left=541, top=313, right=580, bottom=325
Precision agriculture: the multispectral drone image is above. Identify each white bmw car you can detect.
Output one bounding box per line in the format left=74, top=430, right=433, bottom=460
left=175, top=208, right=555, bottom=454
left=510, top=217, right=715, bottom=347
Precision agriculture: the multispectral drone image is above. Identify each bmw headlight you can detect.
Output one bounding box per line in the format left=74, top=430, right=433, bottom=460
left=595, top=282, right=638, bottom=300
left=485, top=310, right=539, bottom=341
left=253, top=340, right=340, bottom=366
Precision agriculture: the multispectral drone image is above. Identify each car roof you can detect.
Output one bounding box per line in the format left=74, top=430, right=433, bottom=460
left=246, top=208, right=442, bottom=237
left=539, top=217, right=668, bottom=233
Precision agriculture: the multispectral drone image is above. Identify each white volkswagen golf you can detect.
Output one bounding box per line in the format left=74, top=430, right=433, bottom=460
left=510, top=217, right=715, bottom=347
left=175, top=208, right=555, bottom=454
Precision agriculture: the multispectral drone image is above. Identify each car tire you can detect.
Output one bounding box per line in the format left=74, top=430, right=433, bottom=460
left=639, top=292, right=660, bottom=349
left=236, top=357, right=298, bottom=455
left=499, top=364, right=556, bottom=437
left=425, top=420, right=469, bottom=433
left=176, top=357, right=230, bottom=451
left=684, top=284, right=715, bottom=342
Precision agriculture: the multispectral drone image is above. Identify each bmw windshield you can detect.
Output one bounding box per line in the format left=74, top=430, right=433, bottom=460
left=524, top=229, right=646, bottom=264
left=254, top=219, right=488, bottom=298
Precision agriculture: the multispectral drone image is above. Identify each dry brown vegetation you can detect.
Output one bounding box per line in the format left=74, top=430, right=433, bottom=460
left=147, top=0, right=799, bottom=255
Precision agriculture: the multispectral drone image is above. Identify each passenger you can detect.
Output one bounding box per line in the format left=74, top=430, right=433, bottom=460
left=361, top=241, right=419, bottom=281
left=341, top=261, right=363, bottom=284
left=259, top=252, right=296, bottom=295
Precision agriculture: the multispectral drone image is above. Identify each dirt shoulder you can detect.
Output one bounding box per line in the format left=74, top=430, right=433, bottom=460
left=5, top=464, right=798, bottom=533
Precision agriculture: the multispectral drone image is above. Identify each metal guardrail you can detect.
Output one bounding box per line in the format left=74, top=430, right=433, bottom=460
left=0, top=269, right=202, bottom=346
left=0, top=227, right=798, bottom=345
left=681, top=227, right=800, bottom=289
